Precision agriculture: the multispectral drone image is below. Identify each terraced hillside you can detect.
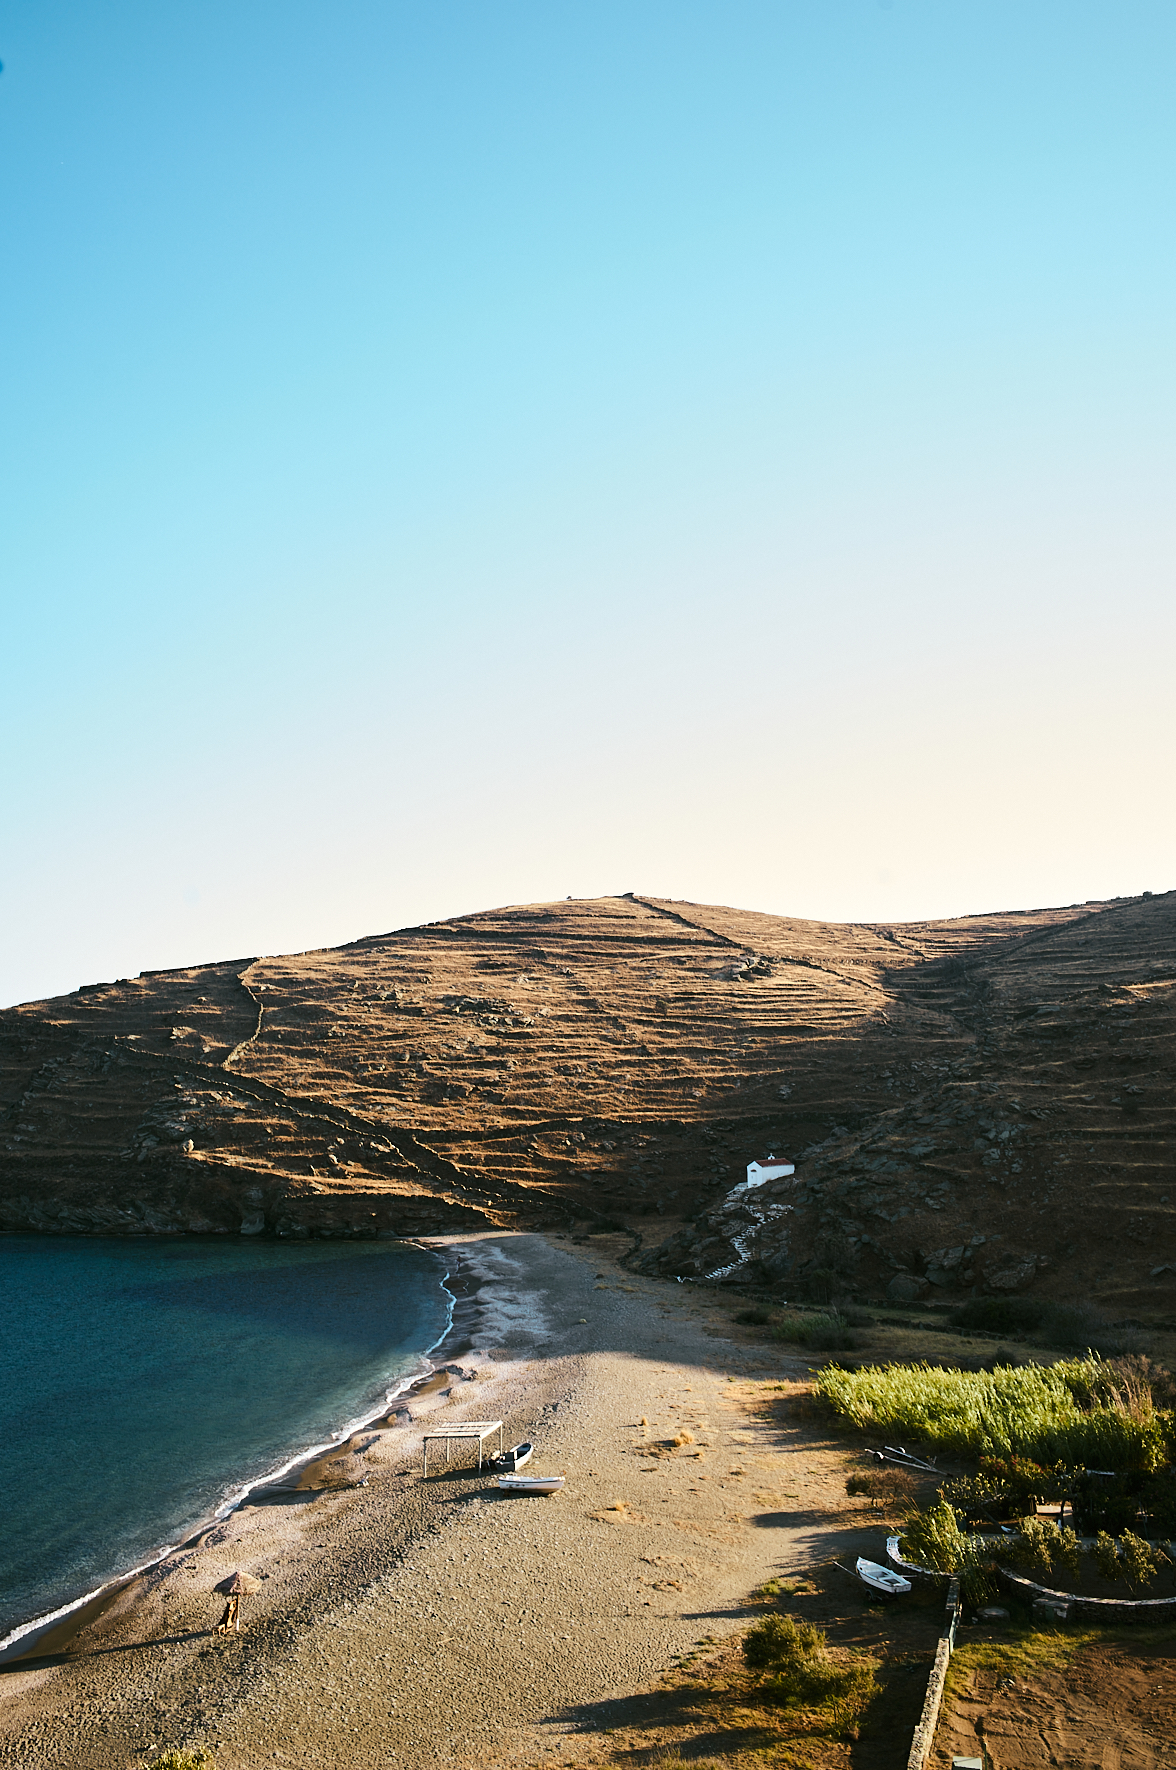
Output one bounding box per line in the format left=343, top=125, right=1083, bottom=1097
left=652, top=891, right=1176, bottom=1315
left=2, top=890, right=1173, bottom=1311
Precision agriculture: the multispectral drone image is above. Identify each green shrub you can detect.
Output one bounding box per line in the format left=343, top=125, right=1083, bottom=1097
left=1094, top=1530, right=1123, bottom=1582
left=146, top=1754, right=216, bottom=1770
left=951, top=1298, right=1130, bottom=1353
left=817, top=1356, right=1167, bottom=1470
left=1089, top=1526, right=1171, bottom=1588
left=1043, top=1303, right=1127, bottom=1353
left=744, top=1613, right=825, bottom=1670
left=742, top=1614, right=876, bottom=1712
left=997, top=1517, right=1081, bottom=1579
left=773, top=1312, right=859, bottom=1352
left=1118, top=1529, right=1167, bottom=1591
left=900, top=1499, right=997, bottom=1606
left=981, top=1454, right=1065, bottom=1501
left=735, top=1306, right=775, bottom=1325
left=939, top=1471, right=1008, bottom=1524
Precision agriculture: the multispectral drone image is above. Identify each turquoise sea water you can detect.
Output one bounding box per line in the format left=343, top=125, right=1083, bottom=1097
left=0, top=1235, right=451, bottom=1641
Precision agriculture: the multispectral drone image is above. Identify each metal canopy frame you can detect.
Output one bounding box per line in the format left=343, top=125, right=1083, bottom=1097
left=422, top=1420, right=504, bottom=1476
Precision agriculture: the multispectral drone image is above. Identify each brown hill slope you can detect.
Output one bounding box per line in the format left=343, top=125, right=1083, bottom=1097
left=2, top=891, right=1172, bottom=1310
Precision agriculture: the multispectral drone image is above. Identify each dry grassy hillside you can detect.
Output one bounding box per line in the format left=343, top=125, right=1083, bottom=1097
left=2, top=890, right=1173, bottom=1312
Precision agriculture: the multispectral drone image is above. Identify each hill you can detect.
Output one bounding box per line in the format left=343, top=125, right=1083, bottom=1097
left=2, top=890, right=1173, bottom=1312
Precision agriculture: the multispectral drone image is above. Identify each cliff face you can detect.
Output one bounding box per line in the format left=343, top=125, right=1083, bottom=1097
left=2, top=891, right=1173, bottom=1311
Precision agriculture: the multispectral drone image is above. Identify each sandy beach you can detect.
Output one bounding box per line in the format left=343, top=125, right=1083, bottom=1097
left=0, top=1228, right=882, bottom=1769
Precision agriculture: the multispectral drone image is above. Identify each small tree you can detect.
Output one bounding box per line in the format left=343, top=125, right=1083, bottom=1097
left=939, top=1471, right=1006, bottom=1525
left=1118, top=1529, right=1165, bottom=1592
left=999, top=1516, right=1082, bottom=1581
left=1094, top=1531, right=1122, bottom=1582
left=1054, top=1523, right=1083, bottom=1578
left=901, top=1499, right=996, bottom=1605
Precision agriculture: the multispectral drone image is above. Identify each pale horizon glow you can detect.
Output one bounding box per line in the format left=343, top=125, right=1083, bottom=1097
left=3, top=2, right=1174, bottom=1007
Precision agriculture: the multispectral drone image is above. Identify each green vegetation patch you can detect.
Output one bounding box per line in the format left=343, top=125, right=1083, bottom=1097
left=772, top=1311, right=859, bottom=1351
left=944, top=1623, right=1098, bottom=1704
left=818, top=1356, right=1169, bottom=1468
left=743, top=1613, right=878, bottom=1719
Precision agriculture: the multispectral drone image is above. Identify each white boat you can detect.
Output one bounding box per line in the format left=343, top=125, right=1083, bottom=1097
left=495, top=1473, right=566, bottom=1496
left=856, top=1556, right=911, bottom=1597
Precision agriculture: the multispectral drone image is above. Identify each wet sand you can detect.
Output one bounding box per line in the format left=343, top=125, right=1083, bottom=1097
left=0, top=1232, right=851, bottom=1769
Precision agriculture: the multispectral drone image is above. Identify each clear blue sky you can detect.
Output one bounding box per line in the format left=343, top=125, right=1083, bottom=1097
left=3, top=1, right=1174, bottom=1005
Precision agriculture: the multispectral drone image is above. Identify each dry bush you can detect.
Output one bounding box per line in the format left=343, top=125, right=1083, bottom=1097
left=846, top=1467, right=918, bottom=1511
left=1109, top=1355, right=1176, bottom=1413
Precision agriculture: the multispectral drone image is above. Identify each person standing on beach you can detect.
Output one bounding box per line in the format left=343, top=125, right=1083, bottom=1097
left=215, top=1594, right=241, bottom=1635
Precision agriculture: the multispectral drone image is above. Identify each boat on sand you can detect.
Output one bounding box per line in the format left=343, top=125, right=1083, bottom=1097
left=495, top=1473, right=565, bottom=1496
left=856, top=1556, right=911, bottom=1597
left=491, top=1442, right=534, bottom=1471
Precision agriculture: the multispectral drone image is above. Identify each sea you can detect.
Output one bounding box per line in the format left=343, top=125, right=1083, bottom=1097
left=0, top=1234, right=452, bottom=1645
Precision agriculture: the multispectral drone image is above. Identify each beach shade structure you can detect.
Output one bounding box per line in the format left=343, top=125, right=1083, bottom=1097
left=215, top=1571, right=262, bottom=1596
left=422, top=1419, right=504, bottom=1476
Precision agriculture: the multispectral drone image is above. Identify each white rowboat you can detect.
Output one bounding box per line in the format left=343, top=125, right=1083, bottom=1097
left=856, top=1556, right=911, bottom=1597
left=496, top=1474, right=565, bottom=1496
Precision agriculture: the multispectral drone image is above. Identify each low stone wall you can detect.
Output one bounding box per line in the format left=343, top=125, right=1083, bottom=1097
left=996, top=1565, right=1176, bottom=1621
left=907, top=1579, right=961, bottom=1770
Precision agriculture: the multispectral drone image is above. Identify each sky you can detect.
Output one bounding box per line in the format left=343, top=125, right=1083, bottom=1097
left=3, top=1, right=1175, bottom=1007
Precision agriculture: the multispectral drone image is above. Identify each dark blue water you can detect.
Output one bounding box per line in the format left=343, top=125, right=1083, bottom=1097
left=0, top=1236, right=451, bottom=1641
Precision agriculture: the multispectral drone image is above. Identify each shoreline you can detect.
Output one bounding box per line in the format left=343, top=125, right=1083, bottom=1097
left=0, top=1228, right=836, bottom=1770
left=0, top=1238, right=463, bottom=1663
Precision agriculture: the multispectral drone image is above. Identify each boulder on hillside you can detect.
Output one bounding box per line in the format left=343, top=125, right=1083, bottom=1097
left=887, top=1273, right=929, bottom=1302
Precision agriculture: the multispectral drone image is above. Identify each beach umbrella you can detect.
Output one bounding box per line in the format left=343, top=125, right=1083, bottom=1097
left=214, top=1571, right=261, bottom=1595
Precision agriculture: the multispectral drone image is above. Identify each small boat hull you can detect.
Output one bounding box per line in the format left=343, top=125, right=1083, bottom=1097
left=492, top=1442, right=534, bottom=1471
left=496, top=1474, right=565, bottom=1495
left=856, top=1556, right=911, bottom=1597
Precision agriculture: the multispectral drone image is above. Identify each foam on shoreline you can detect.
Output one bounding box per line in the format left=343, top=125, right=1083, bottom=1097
left=0, top=1241, right=463, bottom=1662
